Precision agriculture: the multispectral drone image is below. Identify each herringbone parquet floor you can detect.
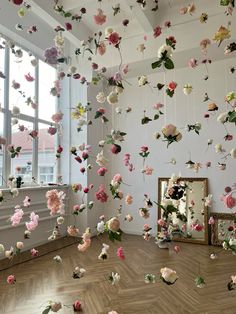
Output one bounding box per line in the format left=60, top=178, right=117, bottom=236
left=0, top=234, right=236, bottom=314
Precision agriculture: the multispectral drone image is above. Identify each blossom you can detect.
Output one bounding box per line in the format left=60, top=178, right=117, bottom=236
left=46, top=189, right=66, bottom=215
left=107, top=31, right=120, bottom=46
left=191, top=222, right=204, bottom=232
left=157, top=44, right=173, bottom=59
left=10, top=205, right=24, bottom=226
left=188, top=58, right=198, bottom=68
left=125, top=214, right=133, bottom=222
left=30, top=248, right=39, bottom=257
left=50, top=302, right=62, bottom=312
left=73, top=300, right=82, bottom=312
left=94, top=8, right=106, bottom=25
left=78, top=228, right=91, bottom=252
left=217, top=112, right=228, bottom=123
left=137, top=43, right=146, bottom=53
left=153, top=25, right=162, bottom=38
left=25, top=212, right=39, bottom=231
left=96, top=151, right=108, bottom=167
left=98, top=42, right=106, bottom=56
left=108, top=272, right=120, bottom=285
left=158, top=219, right=167, bottom=228
left=7, top=275, right=16, bottom=285
left=142, top=166, right=154, bottom=175
left=98, top=243, right=109, bottom=260
left=162, top=124, right=177, bottom=137
left=183, top=84, right=193, bottom=95
left=108, top=311, right=119, bottom=314
left=200, top=38, right=211, bottom=52
left=97, top=220, right=105, bottom=233
left=221, top=193, right=236, bottom=209
left=24, top=73, right=34, bottom=82
left=107, top=91, right=118, bottom=104
left=51, top=112, right=63, bottom=123
left=96, top=92, right=106, bottom=103
left=160, top=267, right=178, bottom=284
left=23, top=196, right=31, bottom=207
left=95, top=185, right=108, bottom=203
left=125, top=194, right=133, bottom=205
left=112, top=173, right=122, bottom=183
left=67, top=225, right=79, bottom=237
left=107, top=217, right=120, bottom=232
left=97, top=167, right=107, bottom=176
left=16, top=241, right=24, bottom=250
left=230, top=148, right=236, bottom=158
left=213, top=25, right=231, bottom=46
left=117, top=247, right=125, bottom=260
left=138, top=75, right=148, bottom=86
left=44, top=46, right=58, bottom=65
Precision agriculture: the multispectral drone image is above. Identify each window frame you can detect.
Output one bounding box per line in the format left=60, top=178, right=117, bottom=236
left=0, top=36, right=60, bottom=187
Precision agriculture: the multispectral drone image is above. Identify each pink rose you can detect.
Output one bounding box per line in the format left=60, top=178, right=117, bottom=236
left=157, top=219, right=167, bottom=227
left=188, top=58, right=198, bottom=68
left=113, top=173, right=122, bottom=183
left=97, top=167, right=107, bottom=176
left=208, top=217, right=215, bottom=225
left=140, top=146, right=148, bottom=152
left=168, top=81, right=177, bottom=91
left=116, top=247, right=125, bottom=260
left=162, top=124, right=177, bottom=137
left=73, top=300, right=82, bottom=311
left=223, top=193, right=236, bottom=209
left=153, top=25, right=162, bottom=38
left=125, top=194, right=133, bottom=205
left=98, top=42, right=106, bottom=56
left=174, top=245, right=181, bottom=253
left=153, top=103, right=164, bottom=110
left=107, top=32, right=120, bottom=46
left=98, top=107, right=106, bottom=114
left=7, top=275, right=16, bottom=285
left=31, top=248, right=39, bottom=257
left=94, top=9, right=106, bottom=25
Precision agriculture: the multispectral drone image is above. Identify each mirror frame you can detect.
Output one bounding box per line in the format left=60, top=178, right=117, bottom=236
left=210, top=212, right=236, bottom=246
left=157, top=177, right=209, bottom=245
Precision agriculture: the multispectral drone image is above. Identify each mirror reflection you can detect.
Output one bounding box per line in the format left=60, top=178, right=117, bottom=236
left=157, top=175, right=209, bottom=244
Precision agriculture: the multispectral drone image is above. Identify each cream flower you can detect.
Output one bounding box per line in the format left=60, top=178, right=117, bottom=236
left=107, top=217, right=120, bottom=232
left=137, top=43, right=146, bottom=53
left=105, top=27, right=113, bottom=36
left=183, top=84, right=193, bottom=95
left=96, top=150, right=108, bottom=167
left=107, top=91, right=118, bottom=104
left=157, top=44, right=173, bottom=59
left=160, top=267, right=178, bottom=284
left=12, top=106, right=20, bottom=115
left=109, top=272, right=120, bottom=285
left=11, top=188, right=19, bottom=198
left=229, top=238, right=236, bottom=246
left=215, top=143, right=223, bottom=153
left=138, top=75, right=148, bottom=86
left=97, top=221, right=105, bottom=233
left=213, top=25, right=231, bottom=46
left=0, top=244, right=5, bottom=254
left=96, top=92, right=106, bottom=104
left=217, top=112, right=228, bottom=123
left=230, top=148, right=236, bottom=158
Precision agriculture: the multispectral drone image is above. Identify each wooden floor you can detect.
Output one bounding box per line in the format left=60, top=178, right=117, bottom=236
left=0, top=234, right=236, bottom=314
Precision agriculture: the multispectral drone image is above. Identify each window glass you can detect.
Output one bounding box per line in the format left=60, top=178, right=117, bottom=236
left=38, top=123, right=56, bottom=184
left=9, top=46, right=36, bottom=116
left=11, top=120, right=33, bottom=184
left=0, top=112, right=4, bottom=185
left=0, top=38, right=5, bottom=109
left=38, top=60, right=57, bottom=121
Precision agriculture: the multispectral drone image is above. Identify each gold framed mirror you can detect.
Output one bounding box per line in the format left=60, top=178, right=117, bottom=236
left=210, top=213, right=236, bottom=246
left=157, top=176, right=209, bottom=245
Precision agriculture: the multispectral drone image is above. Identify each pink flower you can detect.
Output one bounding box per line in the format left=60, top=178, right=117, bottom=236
left=51, top=112, right=63, bottom=123
left=97, top=167, right=107, bottom=176
left=31, top=248, right=39, bottom=257
left=208, top=217, right=215, bottom=225
left=153, top=25, right=162, bottom=38
left=117, top=247, right=125, bottom=260
left=191, top=222, right=204, bottom=232
left=143, top=166, right=154, bottom=175
left=73, top=300, right=82, bottom=312
left=140, top=146, right=148, bottom=153
left=7, top=275, right=16, bottom=285
left=25, top=212, right=39, bottom=231
left=83, top=187, right=89, bottom=194
left=12, top=80, right=20, bottom=89
left=46, top=189, right=65, bottom=215
left=162, top=124, right=177, bottom=137
left=153, top=103, right=164, bottom=110
left=111, top=143, right=121, bottom=154
left=222, top=193, right=236, bottom=209
left=174, top=245, right=181, bottom=253
left=113, top=173, right=122, bottom=183
left=65, top=22, right=72, bottom=31
left=75, top=156, right=82, bottom=163
left=94, top=8, right=106, bottom=25
left=97, top=107, right=106, bottom=114
left=24, top=73, right=35, bottom=82
left=122, top=64, right=129, bottom=75
left=80, top=167, right=86, bottom=174
left=168, top=81, right=177, bottom=91
left=95, top=185, right=108, bottom=203
left=67, top=225, right=79, bottom=237
left=48, top=126, right=57, bottom=135
left=125, top=194, right=133, bottom=205
left=179, top=6, right=188, bottom=14
left=107, top=32, right=120, bottom=46
left=23, top=196, right=31, bottom=207
left=182, top=224, right=187, bottom=232
left=44, top=46, right=58, bottom=65
left=29, top=130, right=38, bottom=138
left=10, top=206, right=24, bottom=227
left=188, top=58, right=198, bottom=68
left=143, top=224, right=150, bottom=231
left=98, top=42, right=106, bottom=56
left=157, top=219, right=167, bottom=228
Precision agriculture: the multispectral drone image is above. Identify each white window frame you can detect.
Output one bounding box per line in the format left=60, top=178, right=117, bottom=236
left=0, top=35, right=60, bottom=187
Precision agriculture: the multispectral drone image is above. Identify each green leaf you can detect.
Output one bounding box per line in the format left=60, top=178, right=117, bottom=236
left=164, top=58, right=174, bottom=70
left=64, top=12, right=72, bottom=17
left=156, top=83, right=165, bottom=90
left=166, top=88, right=174, bottom=98
left=120, top=132, right=127, bottom=136
left=228, top=110, right=236, bottom=124
left=151, top=60, right=163, bottom=69
left=16, top=146, right=21, bottom=152
left=42, top=307, right=51, bottom=314
left=102, top=116, right=109, bottom=123
left=220, top=0, right=230, bottom=6
left=141, top=116, right=152, bottom=125
left=94, top=111, right=102, bottom=119
left=153, top=114, right=159, bottom=120
left=85, top=48, right=94, bottom=55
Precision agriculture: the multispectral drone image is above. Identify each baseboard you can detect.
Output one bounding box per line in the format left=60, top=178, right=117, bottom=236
left=0, top=236, right=79, bottom=271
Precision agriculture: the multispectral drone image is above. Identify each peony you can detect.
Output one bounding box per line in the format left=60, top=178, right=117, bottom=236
left=153, top=25, right=162, bottom=38
left=107, top=217, right=120, bottom=232
left=97, top=167, right=107, bottom=176
left=107, top=91, right=118, bottom=104
left=160, top=267, right=178, bottom=284
left=158, top=219, right=167, bottom=227
left=96, top=92, right=106, bottom=103
left=217, top=112, right=228, bottom=123
left=94, top=8, right=106, bottom=25
left=107, top=32, right=120, bottom=46
left=51, top=112, right=63, bottom=123
left=157, top=44, right=173, bottom=59
left=188, top=58, right=198, bottom=68
left=168, top=81, right=177, bottom=91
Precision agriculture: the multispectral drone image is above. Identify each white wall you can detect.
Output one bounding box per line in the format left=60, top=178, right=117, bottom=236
left=102, top=57, right=236, bottom=236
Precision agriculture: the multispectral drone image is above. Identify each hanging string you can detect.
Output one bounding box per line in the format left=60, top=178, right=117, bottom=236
left=163, top=70, right=167, bottom=125
left=224, top=59, right=229, bottom=110
left=193, top=70, right=196, bottom=122
left=173, top=70, right=177, bottom=124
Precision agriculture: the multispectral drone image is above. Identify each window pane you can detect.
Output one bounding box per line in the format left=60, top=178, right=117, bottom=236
left=0, top=38, right=5, bottom=108
left=0, top=112, right=4, bottom=185
left=38, top=60, right=56, bottom=120
left=9, top=46, right=36, bottom=116
left=11, top=120, right=33, bottom=184
left=38, top=123, right=56, bottom=184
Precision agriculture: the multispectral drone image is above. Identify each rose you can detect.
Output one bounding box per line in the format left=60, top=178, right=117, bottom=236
left=7, top=275, right=16, bottom=285
left=168, top=81, right=177, bottom=91
left=138, top=75, right=148, bottom=86
left=223, top=193, right=236, bottom=209
left=107, top=32, right=120, bottom=46
left=97, top=221, right=105, bottom=233
left=16, top=241, right=24, bottom=250
left=208, top=217, right=215, bottom=225
left=140, top=146, right=148, bottom=152
left=96, top=92, right=106, bottom=104
left=161, top=124, right=177, bottom=137
left=73, top=300, right=82, bottom=311
left=113, top=174, right=122, bottom=183
left=157, top=44, right=173, bottom=59
left=160, top=267, right=178, bottom=284
left=125, top=194, right=133, bottom=205
left=157, top=219, right=167, bottom=227
left=107, top=217, right=120, bottom=232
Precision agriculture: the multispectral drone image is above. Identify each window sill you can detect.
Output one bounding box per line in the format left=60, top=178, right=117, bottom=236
left=0, top=184, right=69, bottom=193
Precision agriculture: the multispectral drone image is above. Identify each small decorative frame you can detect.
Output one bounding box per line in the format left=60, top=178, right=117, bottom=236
left=210, top=212, right=236, bottom=246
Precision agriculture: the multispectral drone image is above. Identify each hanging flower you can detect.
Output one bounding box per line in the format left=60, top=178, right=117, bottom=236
left=213, top=25, right=231, bottom=47
left=24, top=73, right=35, bottom=82
left=152, top=38, right=175, bottom=70
left=98, top=42, right=106, bottom=56
left=183, top=84, right=193, bottom=95
left=107, top=31, right=121, bottom=47
left=96, top=92, right=106, bottom=103
left=94, top=8, right=107, bottom=25
left=107, top=91, right=118, bottom=104
left=166, top=81, right=177, bottom=97
left=78, top=228, right=91, bottom=252
left=138, top=75, right=148, bottom=86
left=188, top=58, right=198, bottom=68
left=200, top=38, right=211, bottom=53
left=44, top=46, right=58, bottom=65
left=162, top=124, right=182, bottom=147
left=153, top=25, right=162, bottom=38
left=142, top=166, right=154, bottom=176
left=95, top=185, right=108, bottom=203
left=45, top=189, right=66, bottom=215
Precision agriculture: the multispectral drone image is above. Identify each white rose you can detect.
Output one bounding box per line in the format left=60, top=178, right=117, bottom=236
left=53, top=255, right=62, bottom=263
left=230, top=148, right=236, bottom=158
left=80, top=204, right=86, bottom=211
left=96, top=150, right=108, bottom=166
left=99, top=140, right=105, bottom=147
left=138, top=75, right=148, bottom=86
left=183, top=84, right=193, bottom=95
left=97, top=221, right=105, bottom=233
left=217, top=112, right=228, bottom=123
left=157, top=44, right=173, bottom=59
left=111, top=272, right=120, bottom=285
left=137, top=43, right=146, bottom=53
left=170, top=173, right=179, bottom=183
left=107, top=91, right=118, bottom=104
left=215, top=143, right=223, bottom=153
left=105, top=27, right=113, bottom=36
left=96, top=92, right=106, bottom=103
left=160, top=267, right=178, bottom=284
left=16, top=241, right=24, bottom=250
left=11, top=188, right=19, bottom=198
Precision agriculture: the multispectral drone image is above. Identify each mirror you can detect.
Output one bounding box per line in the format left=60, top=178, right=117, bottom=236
left=210, top=213, right=236, bottom=246
left=157, top=176, right=209, bottom=245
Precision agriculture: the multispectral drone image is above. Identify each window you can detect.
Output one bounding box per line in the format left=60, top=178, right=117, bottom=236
left=0, top=35, right=59, bottom=186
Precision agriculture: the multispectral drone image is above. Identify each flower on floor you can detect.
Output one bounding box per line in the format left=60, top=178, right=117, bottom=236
left=53, top=255, right=62, bottom=263
left=72, top=266, right=86, bottom=279
left=42, top=301, right=62, bottom=313
left=73, top=300, right=82, bottom=312
left=174, top=245, right=181, bottom=253
left=108, top=272, right=120, bottom=285
left=7, top=275, right=16, bottom=285
left=23, top=196, right=31, bottom=207
left=227, top=275, right=236, bottom=290
left=117, top=246, right=125, bottom=260
left=30, top=248, right=39, bottom=257
left=160, top=267, right=178, bottom=285
left=46, top=189, right=66, bottom=215
left=98, top=243, right=110, bottom=260
left=213, top=25, right=231, bottom=46
left=5, top=247, right=14, bottom=260
left=162, top=124, right=182, bottom=147
left=195, top=276, right=206, bottom=288
left=144, top=273, right=156, bottom=284
left=143, top=224, right=152, bottom=241
left=78, top=228, right=91, bottom=252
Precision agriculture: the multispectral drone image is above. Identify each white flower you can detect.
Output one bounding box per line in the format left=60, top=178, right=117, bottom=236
left=105, top=27, right=113, bottom=36
left=217, top=112, right=228, bottom=123
left=109, top=272, right=120, bottom=285
left=88, top=201, right=94, bottom=209
left=11, top=118, right=18, bottom=125
left=110, top=180, right=120, bottom=189
left=170, top=173, right=180, bottom=183
left=230, top=148, right=236, bottom=158
left=107, top=91, right=118, bottom=104
left=96, top=150, right=108, bottom=166
left=31, top=59, right=38, bottom=67
left=96, top=92, right=106, bottom=103
left=183, top=84, right=193, bottom=95
left=97, top=221, right=105, bottom=233
left=157, top=44, right=173, bottom=59
left=10, top=188, right=19, bottom=198
left=54, top=33, right=65, bottom=48
left=0, top=244, right=5, bottom=254
left=68, top=65, right=77, bottom=75
left=195, top=122, right=201, bottom=129
left=115, top=86, right=124, bottom=94
left=99, top=140, right=105, bottom=147
left=80, top=204, right=86, bottom=211
left=115, top=107, right=122, bottom=114
left=222, top=241, right=228, bottom=250
left=208, top=139, right=213, bottom=145
left=138, top=75, right=148, bottom=86
left=5, top=247, right=14, bottom=259
left=137, top=43, right=146, bottom=53
left=160, top=267, right=178, bottom=284
left=229, top=238, right=236, bottom=246
left=53, top=255, right=62, bottom=263
left=215, top=143, right=223, bottom=153
left=12, top=106, right=20, bottom=115
left=57, top=216, right=64, bottom=225
left=16, top=241, right=24, bottom=250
